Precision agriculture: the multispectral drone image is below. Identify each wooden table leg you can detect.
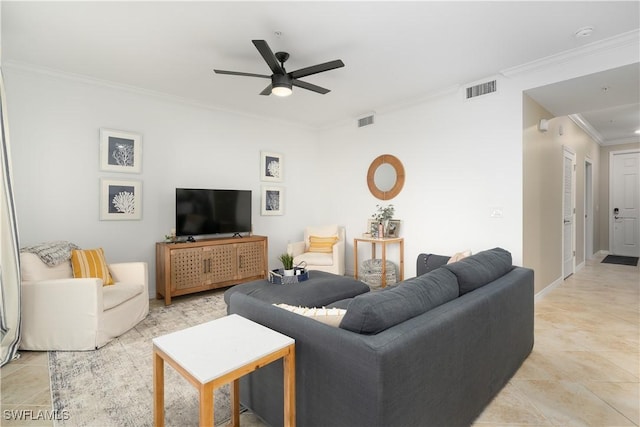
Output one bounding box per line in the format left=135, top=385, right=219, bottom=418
left=283, top=345, right=296, bottom=427
left=399, top=239, right=405, bottom=280
left=153, top=350, right=165, bottom=427
left=199, top=383, right=214, bottom=427
left=231, top=379, right=240, bottom=426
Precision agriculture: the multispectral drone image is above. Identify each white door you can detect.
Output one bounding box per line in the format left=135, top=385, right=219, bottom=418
left=563, top=149, right=576, bottom=278
left=611, top=151, right=640, bottom=257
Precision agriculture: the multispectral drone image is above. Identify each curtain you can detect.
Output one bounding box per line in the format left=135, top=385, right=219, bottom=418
left=0, top=68, right=22, bottom=367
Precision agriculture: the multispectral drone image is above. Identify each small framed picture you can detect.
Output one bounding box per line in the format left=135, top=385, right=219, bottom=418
left=100, top=128, right=142, bottom=173
left=387, top=219, right=401, bottom=238
left=367, top=219, right=377, bottom=235
left=260, top=151, right=283, bottom=182
left=100, top=179, right=142, bottom=220
left=261, top=186, right=284, bottom=216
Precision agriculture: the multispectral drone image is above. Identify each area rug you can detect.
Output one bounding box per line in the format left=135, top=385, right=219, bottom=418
left=49, top=291, right=231, bottom=427
left=601, top=255, right=639, bottom=266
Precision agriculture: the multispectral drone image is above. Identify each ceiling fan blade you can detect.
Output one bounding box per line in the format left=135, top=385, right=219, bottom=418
left=292, top=79, right=330, bottom=95
left=252, top=40, right=285, bottom=75
left=290, top=59, right=344, bottom=79
left=213, top=69, right=271, bottom=79
left=260, top=84, right=273, bottom=96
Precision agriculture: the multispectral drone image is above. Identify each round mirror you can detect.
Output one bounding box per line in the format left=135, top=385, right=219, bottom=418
left=374, top=163, right=397, bottom=192
left=367, top=154, right=405, bottom=200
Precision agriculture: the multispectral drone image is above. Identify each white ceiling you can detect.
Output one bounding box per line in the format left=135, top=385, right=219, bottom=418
left=2, top=1, right=639, bottom=140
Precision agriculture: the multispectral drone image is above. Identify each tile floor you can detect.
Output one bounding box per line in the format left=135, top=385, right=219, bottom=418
left=1, top=253, right=638, bottom=426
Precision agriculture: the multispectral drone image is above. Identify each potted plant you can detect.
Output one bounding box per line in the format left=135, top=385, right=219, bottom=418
left=371, top=204, right=395, bottom=237
left=278, top=253, right=295, bottom=276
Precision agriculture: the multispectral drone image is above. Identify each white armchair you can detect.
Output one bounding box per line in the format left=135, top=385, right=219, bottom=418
left=19, top=252, right=149, bottom=351
left=287, top=225, right=346, bottom=275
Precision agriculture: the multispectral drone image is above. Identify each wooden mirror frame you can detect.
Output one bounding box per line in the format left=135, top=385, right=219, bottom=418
left=367, top=154, right=405, bottom=200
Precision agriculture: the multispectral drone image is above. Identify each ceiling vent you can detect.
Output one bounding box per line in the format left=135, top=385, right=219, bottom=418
left=465, top=80, right=497, bottom=99
left=357, top=114, right=375, bottom=128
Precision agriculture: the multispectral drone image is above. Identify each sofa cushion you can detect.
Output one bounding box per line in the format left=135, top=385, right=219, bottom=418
left=102, top=282, right=144, bottom=310
left=20, top=252, right=73, bottom=282
left=443, top=247, right=513, bottom=295
left=293, top=252, right=334, bottom=266
left=274, top=303, right=346, bottom=327
left=339, top=268, right=459, bottom=334
left=71, top=248, right=114, bottom=285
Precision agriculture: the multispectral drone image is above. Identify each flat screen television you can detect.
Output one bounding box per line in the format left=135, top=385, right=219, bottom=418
left=175, top=188, right=251, bottom=237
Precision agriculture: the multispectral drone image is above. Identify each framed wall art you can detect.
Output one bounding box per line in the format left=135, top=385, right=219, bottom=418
left=260, top=151, right=283, bottom=182
left=100, top=179, right=142, bottom=220
left=100, top=128, right=142, bottom=173
left=261, top=186, right=284, bottom=216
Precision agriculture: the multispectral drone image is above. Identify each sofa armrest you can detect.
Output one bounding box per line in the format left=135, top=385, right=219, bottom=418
left=287, top=241, right=306, bottom=257
left=416, top=253, right=450, bottom=276
left=20, top=278, right=103, bottom=350
left=332, top=238, right=345, bottom=274
left=109, top=262, right=149, bottom=297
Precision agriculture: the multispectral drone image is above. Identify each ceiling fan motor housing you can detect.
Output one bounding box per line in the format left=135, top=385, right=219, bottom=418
left=272, top=73, right=292, bottom=90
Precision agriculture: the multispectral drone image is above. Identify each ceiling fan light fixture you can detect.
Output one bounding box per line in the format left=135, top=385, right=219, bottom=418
left=272, top=84, right=292, bottom=97
left=271, top=74, right=293, bottom=97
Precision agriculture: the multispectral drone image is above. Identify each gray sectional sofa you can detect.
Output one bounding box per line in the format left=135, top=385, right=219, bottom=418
left=227, top=248, right=534, bottom=427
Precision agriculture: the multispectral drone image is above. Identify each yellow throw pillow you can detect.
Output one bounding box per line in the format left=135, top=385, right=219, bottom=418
left=308, top=235, right=339, bottom=253
left=71, top=248, right=114, bottom=285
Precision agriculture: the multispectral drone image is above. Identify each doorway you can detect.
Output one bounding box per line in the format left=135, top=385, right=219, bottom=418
left=563, top=148, right=576, bottom=279
left=610, top=150, right=640, bottom=257
left=584, top=159, right=594, bottom=260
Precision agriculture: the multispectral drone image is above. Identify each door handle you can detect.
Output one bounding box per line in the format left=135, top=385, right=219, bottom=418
left=564, top=219, right=571, bottom=224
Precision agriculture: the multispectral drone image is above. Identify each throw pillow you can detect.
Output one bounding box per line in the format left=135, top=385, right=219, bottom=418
left=70, top=248, right=114, bottom=286
left=274, top=303, right=346, bottom=327
left=447, top=250, right=472, bottom=264
left=308, top=235, right=339, bottom=253
left=443, top=247, right=513, bottom=295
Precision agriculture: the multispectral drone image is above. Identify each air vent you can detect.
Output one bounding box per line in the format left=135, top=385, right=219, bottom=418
left=358, top=115, right=375, bottom=128
left=466, top=80, right=497, bottom=99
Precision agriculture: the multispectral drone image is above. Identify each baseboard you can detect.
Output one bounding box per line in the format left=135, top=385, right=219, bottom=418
left=535, top=276, right=563, bottom=301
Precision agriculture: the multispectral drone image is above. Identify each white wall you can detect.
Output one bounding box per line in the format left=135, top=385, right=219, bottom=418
left=4, top=66, right=324, bottom=295
left=319, top=79, right=524, bottom=277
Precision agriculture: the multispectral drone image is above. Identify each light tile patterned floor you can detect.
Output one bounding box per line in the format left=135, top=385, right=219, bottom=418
left=2, top=253, right=638, bottom=426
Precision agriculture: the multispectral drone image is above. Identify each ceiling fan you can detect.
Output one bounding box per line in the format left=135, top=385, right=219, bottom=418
left=214, top=40, right=345, bottom=97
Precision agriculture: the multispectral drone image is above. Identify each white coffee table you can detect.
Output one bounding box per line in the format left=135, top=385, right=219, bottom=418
left=152, top=314, right=296, bottom=427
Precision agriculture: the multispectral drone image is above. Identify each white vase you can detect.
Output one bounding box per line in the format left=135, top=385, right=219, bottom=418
left=284, top=269, right=295, bottom=276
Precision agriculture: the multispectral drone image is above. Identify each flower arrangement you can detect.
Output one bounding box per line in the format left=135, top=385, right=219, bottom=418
left=371, top=204, right=395, bottom=223
left=370, top=204, right=395, bottom=237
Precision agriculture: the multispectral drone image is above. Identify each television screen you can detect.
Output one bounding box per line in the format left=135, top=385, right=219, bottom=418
left=175, top=188, right=251, bottom=236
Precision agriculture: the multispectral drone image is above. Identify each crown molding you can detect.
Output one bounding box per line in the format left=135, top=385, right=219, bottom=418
left=600, top=136, right=640, bottom=146
left=568, top=114, right=604, bottom=145
left=501, top=29, right=640, bottom=78
left=2, top=60, right=316, bottom=132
